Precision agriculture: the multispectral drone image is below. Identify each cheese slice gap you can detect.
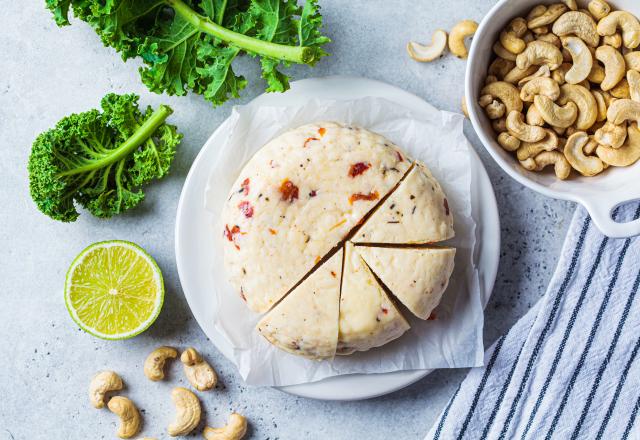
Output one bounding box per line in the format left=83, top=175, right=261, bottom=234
left=338, top=242, right=410, bottom=355
left=256, top=249, right=343, bottom=360
left=222, top=122, right=411, bottom=313
left=352, top=162, right=454, bottom=244
left=356, top=246, right=456, bottom=320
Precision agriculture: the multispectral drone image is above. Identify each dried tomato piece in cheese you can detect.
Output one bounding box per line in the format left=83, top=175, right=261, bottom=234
left=348, top=162, right=371, bottom=178
left=238, top=201, right=254, bottom=218
left=279, top=179, right=299, bottom=203
left=348, top=191, right=379, bottom=205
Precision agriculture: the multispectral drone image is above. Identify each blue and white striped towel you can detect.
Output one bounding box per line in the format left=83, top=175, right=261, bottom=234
left=426, top=203, right=640, bottom=440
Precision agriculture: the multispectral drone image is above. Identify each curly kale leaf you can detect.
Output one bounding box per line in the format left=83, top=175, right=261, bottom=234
left=28, top=93, right=182, bottom=222
left=46, top=0, right=330, bottom=106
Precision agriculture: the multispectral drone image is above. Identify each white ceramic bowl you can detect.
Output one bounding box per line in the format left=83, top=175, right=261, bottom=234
left=466, top=0, right=640, bottom=238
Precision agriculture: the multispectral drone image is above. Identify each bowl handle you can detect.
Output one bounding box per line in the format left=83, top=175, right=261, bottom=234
left=582, top=197, right=640, bottom=238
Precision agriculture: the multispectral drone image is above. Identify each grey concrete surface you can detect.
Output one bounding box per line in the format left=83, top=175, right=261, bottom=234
left=0, top=1, right=574, bottom=439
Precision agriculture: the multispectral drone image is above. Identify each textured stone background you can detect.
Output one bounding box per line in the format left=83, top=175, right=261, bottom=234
left=0, top=1, right=573, bottom=439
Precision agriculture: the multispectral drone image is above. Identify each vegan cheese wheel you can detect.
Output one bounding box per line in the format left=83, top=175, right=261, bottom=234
left=221, top=122, right=410, bottom=313
left=356, top=246, right=456, bottom=320
left=256, top=249, right=343, bottom=360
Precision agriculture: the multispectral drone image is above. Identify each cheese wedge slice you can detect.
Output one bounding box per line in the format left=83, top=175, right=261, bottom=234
left=338, top=243, right=410, bottom=355
left=352, top=162, right=454, bottom=244
left=256, top=249, right=343, bottom=360
left=356, top=246, right=456, bottom=320
left=222, top=122, right=411, bottom=313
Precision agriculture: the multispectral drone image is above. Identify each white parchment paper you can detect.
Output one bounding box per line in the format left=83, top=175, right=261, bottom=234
left=204, top=97, right=484, bottom=386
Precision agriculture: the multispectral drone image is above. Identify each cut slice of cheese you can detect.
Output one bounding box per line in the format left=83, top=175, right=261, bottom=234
left=222, top=122, right=411, bottom=313
left=352, top=162, right=454, bottom=244
left=337, top=243, right=410, bottom=355
left=256, top=249, right=343, bottom=360
left=356, top=246, right=456, bottom=320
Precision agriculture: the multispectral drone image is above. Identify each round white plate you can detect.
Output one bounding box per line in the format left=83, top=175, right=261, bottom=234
left=175, top=76, right=500, bottom=401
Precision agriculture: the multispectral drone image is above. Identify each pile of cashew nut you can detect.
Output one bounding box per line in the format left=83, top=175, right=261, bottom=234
left=88, top=346, right=247, bottom=440
left=479, top=0, right=640, bottom=179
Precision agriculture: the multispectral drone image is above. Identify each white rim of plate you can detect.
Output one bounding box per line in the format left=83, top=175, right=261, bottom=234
left=175, top=76, right=500, bottom=401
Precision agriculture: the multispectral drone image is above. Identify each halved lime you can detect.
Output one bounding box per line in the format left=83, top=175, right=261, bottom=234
left=64, top=240, right=164, bottom=340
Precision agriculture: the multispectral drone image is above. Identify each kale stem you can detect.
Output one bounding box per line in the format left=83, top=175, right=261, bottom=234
left=165, top=0, right=314, bottom=64
left=58, top=105, right=173, bottom=177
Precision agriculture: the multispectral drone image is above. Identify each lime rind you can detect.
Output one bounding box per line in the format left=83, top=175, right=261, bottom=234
left=64, top=240, right=164, bottom=340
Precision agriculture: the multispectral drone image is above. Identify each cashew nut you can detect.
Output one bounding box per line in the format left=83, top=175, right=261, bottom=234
left=628, top=70, right=640, bottom=101
left=588, top=63, right=606, bottom=83
left=603, top=33, right=623, bottom=48
left=520, top=157, right=538, bottom=170
left=108, top=396, right=141, bottom=439
left=607, top=98, right=640, bottom=125
left=610, top=78, right=631, bottom=98
left=486, top=75, right=499, bottom=85
left=597, top=122, right=640, bottom=165
left=479, top=94, right=493, bottom=107
left=461, top=95, right=469, bottom=118
left=584, top=136, right=600, bottom=154
left=507, top=110, right=548, bottom=142
left=449, top=20, right=478, bottom=59
left=552, top=63, right=572, bottom=84
left=520, top=77, right=561, bottom=102
left=516, top=41, right=563, bottom=71
left=562, top=0, right=578, bottom=11
left=508, top=17, right=529, bottom=38
left=537, top=32, right=562, bottom=48
left=481, top=81, right=524, bottom=114
left=597, top=11, right=640, bottom=49
left=528, top=5, right=548, bottom=22
left=624, top=51, right=640, bottom=70
left=500, top=30, right=526, bottom=55
left=407, top=30, right=448, bottom=62
left=489, top=58, right=516, bottom=79
left=494, top=41, right=518, bottom=61
left=493, top=117, right=508, bottom=133
left=143, top=346, right=178, bottom=382
left=484, top=100, right=507, bottom=119
left=532, top=26, right=550, bottom=36
left=203, top=413, right=248, bottom=440
left=498, top=132, right=522, bottom=151
left=561, top=36, right=594, bottom=84
left=592, top=89, right=608, bottom=121
left=558, top=83, right=598, bottom=129
left=89, top=370, right=123, bottom=409
left=518, top=65, right=552, bottom=86
left=595, top=45, right=626, bottom=91
left=534, top=95, right=579, bottom=127
left=533, top=150, right=572, bottom=179
left=588, top=0, right=611, bottom=21
left=180, top=347, right=217, bottom=391
left=528, top=4, right=568, bottom=29
left=553, top=11, right=600, bottom=47
left=517, top=129, right=559, bottom=160
left=167, top=387, right=201, bottom=437
left=564, top=131, right=605, bottom=175
left=504, top=65, right=539, bottom=84
left=594, top=120, right=628, bottom=147
left=527, top=103, right=547, bottom=126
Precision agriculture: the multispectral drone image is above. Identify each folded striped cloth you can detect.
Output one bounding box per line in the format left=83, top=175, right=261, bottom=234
left=426, top=203, right=640, bottom=440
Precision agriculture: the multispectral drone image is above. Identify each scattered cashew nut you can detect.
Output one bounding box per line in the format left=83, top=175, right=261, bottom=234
left=449, top=20, right=478, bottom=59
left=181, top=347, right=217, bottom=391
left=108, top=396, right=141, bottom=439
left=143, top=346, right=178, bottom=382
left=167, top=387, right=201, bottom=437
left=407, top=30, right=448, bottom=62
left=203, top=413, right=248, bottom=440
left=89, top=370, right=123, bottom=409
left=564, top=131, right=605, bottom=175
